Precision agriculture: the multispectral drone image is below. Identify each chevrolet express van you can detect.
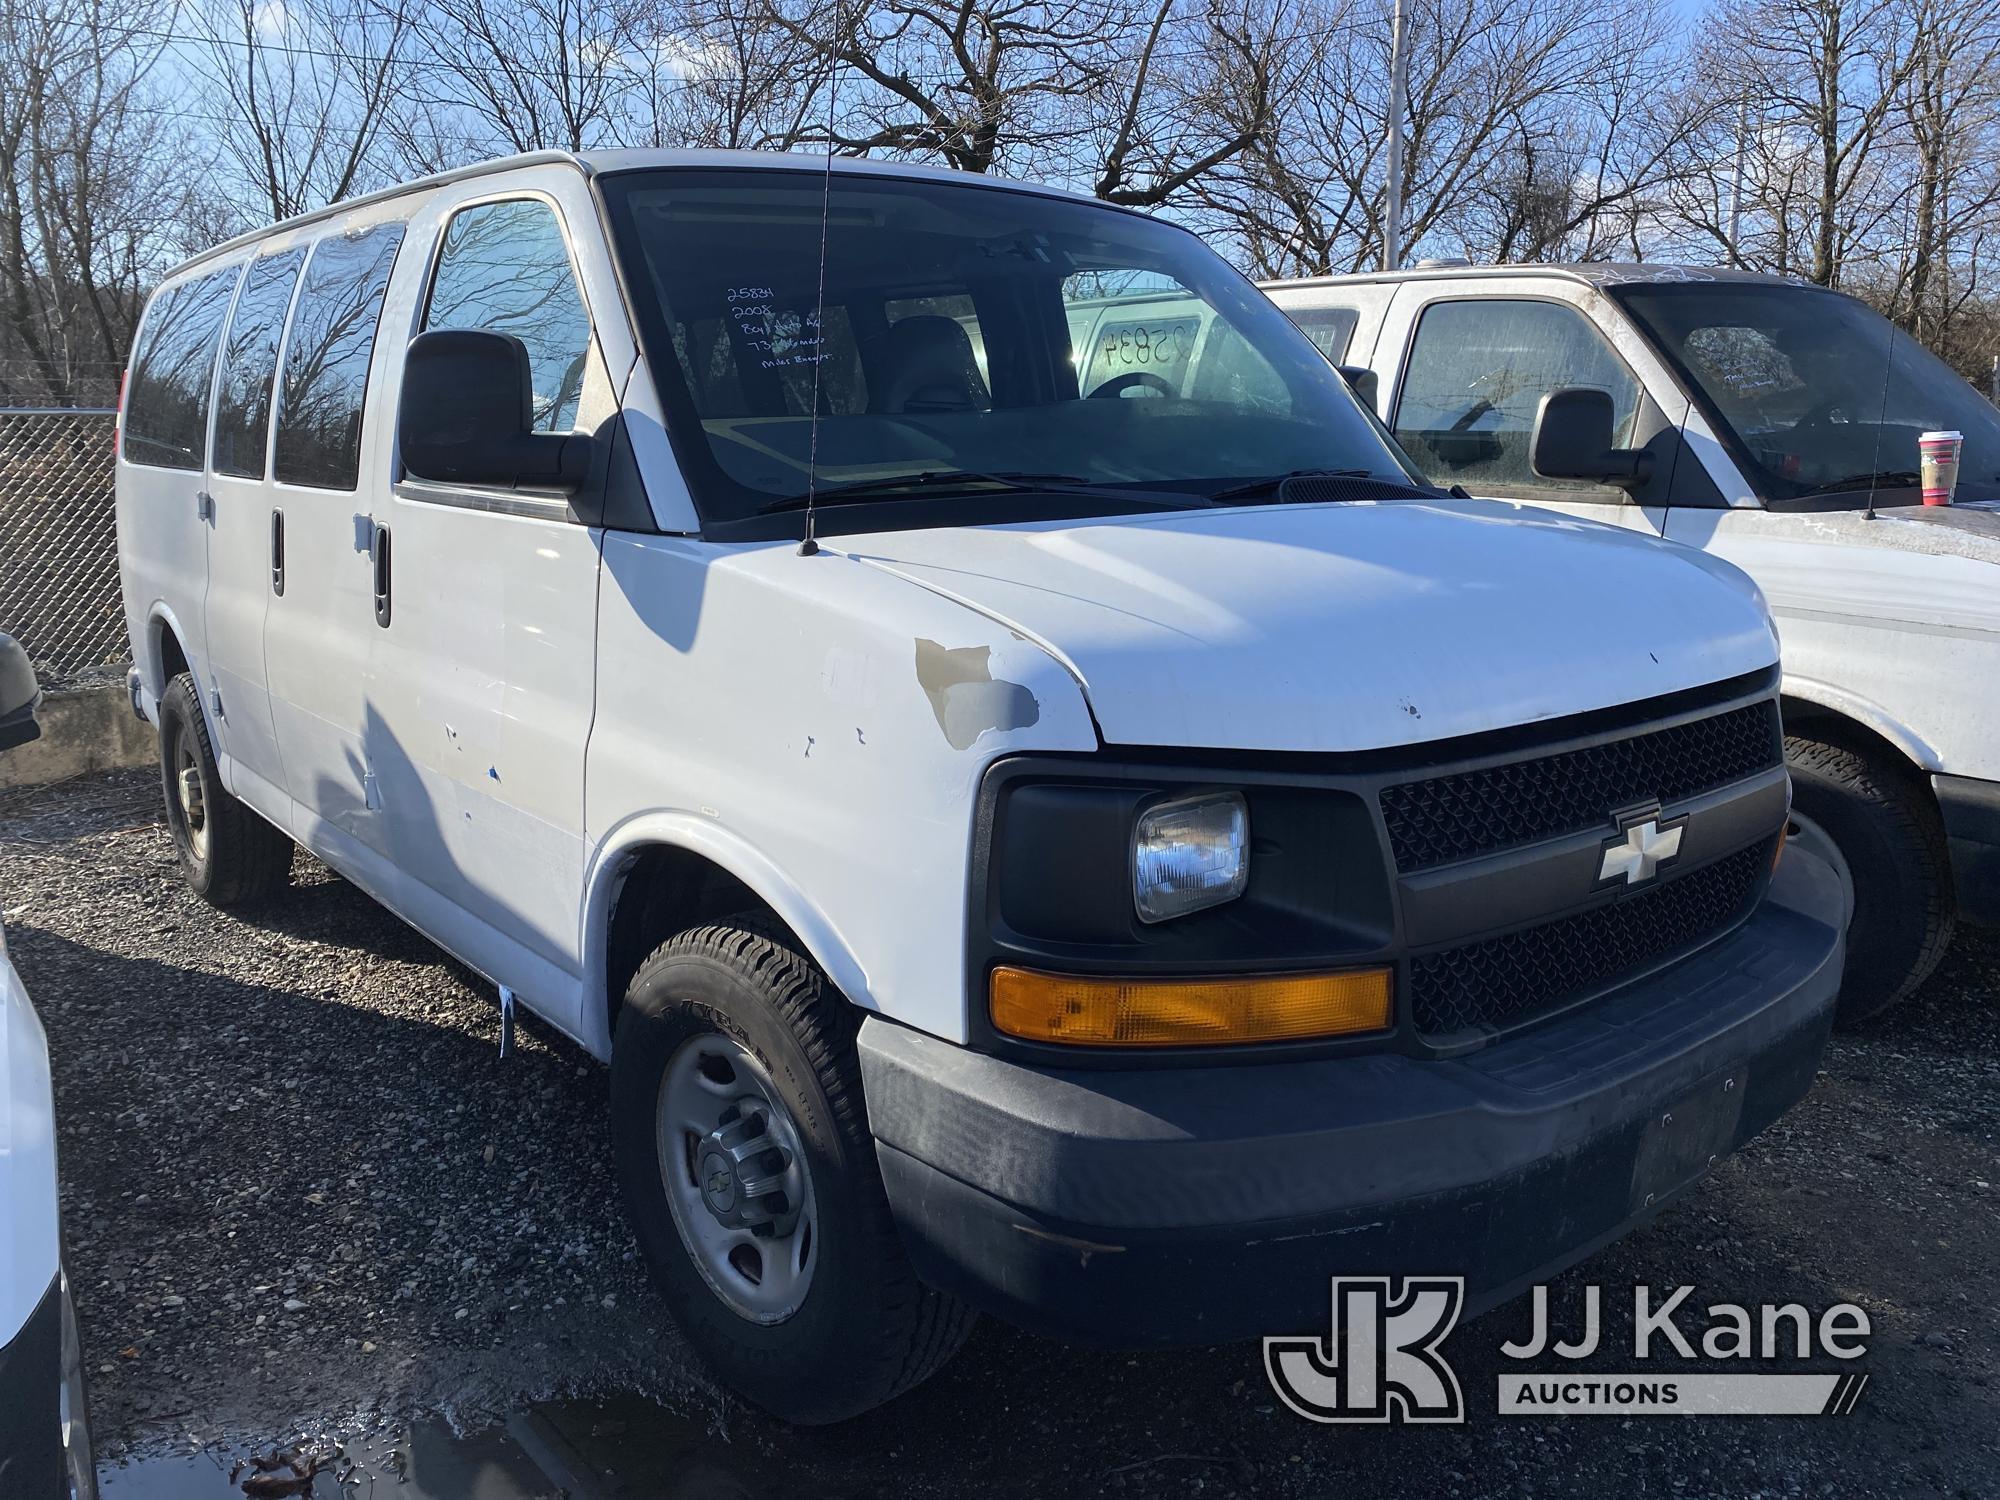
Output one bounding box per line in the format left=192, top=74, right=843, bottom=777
left=1265, top=266, right=2000, bottom=1020
left=116, top=152, right=1845, bottom=1422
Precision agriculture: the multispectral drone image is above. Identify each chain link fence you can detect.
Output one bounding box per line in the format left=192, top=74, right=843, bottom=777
left=0, top=408, right=127, bottom=683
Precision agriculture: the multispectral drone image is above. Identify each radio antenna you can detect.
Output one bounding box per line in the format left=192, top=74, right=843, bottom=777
left=1861, top=308, right=1899, bottom=523
left=798, top=5, right=843, bottom=557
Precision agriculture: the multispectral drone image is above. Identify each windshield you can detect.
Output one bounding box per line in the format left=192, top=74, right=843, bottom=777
left=1616, top=281, right=2000, bottom=505
left=596, top=168, right=1417, bottom=530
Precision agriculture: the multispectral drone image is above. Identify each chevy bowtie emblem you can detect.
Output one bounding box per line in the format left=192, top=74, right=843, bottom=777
left=1598, top=816, right=1685, bottom=886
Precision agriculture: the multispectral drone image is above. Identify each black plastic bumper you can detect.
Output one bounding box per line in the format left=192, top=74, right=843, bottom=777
left=859, top=849, right=1845, bottom=1347
left=0, top=1272, right=61, bottom=1500
left=1935, top=772, right=2000, bottom=922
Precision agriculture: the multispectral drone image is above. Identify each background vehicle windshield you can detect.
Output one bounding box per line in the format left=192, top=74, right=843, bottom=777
left=598, top=168, right=1416, bottom=526
left=1618, top=281, right=2000, bottom=505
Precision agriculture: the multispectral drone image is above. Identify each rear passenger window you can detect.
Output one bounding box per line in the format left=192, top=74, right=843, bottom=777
left=212, top=249, right=306, bottom=478
left=1393, top=298, right=1641, bottom=503
left=424, top=200, right=591, bottom=433
left=274, top=223, right=406, bottom=490
left=123, top=267, right=240, bottom=470
left=1286, top=306, right=1359, bottom=363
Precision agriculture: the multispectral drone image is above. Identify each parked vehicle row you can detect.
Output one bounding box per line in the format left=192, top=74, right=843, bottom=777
left=0, top=633, right=96, bottom=1499
left=1263, top=265, right=2000, bottom=1019
left=114, top=149, right=1848, bottom=1422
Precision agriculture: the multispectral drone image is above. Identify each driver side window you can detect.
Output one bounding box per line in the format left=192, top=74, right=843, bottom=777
left=1394, top=298, right=1640, bottom=503
left=425, top=199, right=592, bottom=433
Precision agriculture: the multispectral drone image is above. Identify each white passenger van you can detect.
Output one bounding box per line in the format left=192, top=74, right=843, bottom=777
left=1265, top=266, right=2000, bottom=1020
left=117, top=151, right=1846, bottom=1422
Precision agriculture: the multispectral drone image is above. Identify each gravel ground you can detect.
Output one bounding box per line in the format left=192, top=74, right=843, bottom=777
left=3, top=767, right=1997, bottom=1497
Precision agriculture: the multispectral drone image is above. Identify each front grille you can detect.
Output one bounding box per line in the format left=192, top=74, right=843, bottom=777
left=1378, top=700, right=1781, bottom=872
left=1408, top=840, right=1772, bottom=1037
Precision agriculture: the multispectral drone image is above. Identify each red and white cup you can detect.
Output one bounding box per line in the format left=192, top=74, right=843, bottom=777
left=1919, top=430, right=1963, bottom=506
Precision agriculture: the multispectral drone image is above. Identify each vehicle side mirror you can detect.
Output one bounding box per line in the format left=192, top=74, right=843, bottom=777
left=1336, top=364, right=1379, bottom=409
left=0, top=633, right=42, bottom=753
left=1531, top=387, right=1654, bottom=491
left=398, top=329, right=590, bottom=492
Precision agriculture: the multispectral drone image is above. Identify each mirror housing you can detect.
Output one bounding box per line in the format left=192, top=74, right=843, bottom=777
left=1531, top=387, right=1653, bottom=490
left=398, top=329, right=590, bottom=492
left=0, top=633, right=42, bottom=753
left=1336, top=364, right=1379, bottom=409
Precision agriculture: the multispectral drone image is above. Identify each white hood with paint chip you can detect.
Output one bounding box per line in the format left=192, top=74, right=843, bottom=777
left=841, top=499, right=1778, bottom=753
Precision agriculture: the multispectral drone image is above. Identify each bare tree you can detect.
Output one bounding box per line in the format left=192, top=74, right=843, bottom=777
left=621, top=0, right=834, bottom=150
left=0, top=0, right=205, bottom=402
left=1705, top=0, right=1924, bottom=285
left=402, top=0, right=648, bottom=153
left=190, top=0, right=414, bottom=222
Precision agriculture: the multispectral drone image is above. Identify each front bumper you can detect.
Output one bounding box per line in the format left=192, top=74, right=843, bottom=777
left=1935, top=773, right=2000, bottom=923
left=859, top=847, right=1845, bottom=1347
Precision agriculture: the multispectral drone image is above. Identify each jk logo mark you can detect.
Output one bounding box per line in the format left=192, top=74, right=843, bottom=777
left=1263, top=1277, right=1466, bottom=1424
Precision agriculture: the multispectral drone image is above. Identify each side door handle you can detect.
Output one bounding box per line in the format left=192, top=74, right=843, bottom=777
left=370, top=523, right=392, bottom=628
left=196, top=490, right=214, bottom=522
left=271, top=508, right=285, bottom=596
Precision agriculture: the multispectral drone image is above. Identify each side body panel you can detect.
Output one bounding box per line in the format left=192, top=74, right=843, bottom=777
left=203, top=251, right=308, bottom=827
left=261, top=194, right=428, bottom=840
left=583, top=536, right=1097, bottom=1054
left=1663, top=508, right=2000, bottom=780
left=339, top=165, right=621, bottom=1040
left=117, top=265, right=243, bottom=707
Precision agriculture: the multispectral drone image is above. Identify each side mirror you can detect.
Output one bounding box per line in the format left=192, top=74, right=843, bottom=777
left=0, top=633, right=42, bottom=753
left=1531, top=387, right=1653, bottom=490
left=398, top=329, right=590, bottom=492
left=1336, top=364, right=1379, bottom=410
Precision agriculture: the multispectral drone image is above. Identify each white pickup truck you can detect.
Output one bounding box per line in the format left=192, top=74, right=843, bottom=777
left=1266, top=266, right=2000, bottom=1019
left=115, top=154, right=1845, bottom=1421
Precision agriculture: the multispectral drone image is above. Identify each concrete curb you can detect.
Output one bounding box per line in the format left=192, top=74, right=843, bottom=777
left=0, top=681, right=154, bottom=790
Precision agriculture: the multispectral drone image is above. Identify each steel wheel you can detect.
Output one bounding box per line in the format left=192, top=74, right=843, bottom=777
left=172, top=740, right=208, bottom=864
left=657, top=1033, right=817, bottom=1325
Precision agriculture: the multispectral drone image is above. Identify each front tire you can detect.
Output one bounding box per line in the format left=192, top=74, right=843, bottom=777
left=1786, top=733, right=1955, bottom=1024
left=611, top=921, right=973, bottom=1423
left=157, top=673, right=292, bottom=906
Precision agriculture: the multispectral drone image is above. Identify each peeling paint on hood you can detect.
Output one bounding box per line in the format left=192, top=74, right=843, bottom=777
left=843, top=500, right=1779, bottom=754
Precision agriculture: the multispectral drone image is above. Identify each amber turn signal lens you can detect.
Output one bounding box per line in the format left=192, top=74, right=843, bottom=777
left=990, top=965, right=1393, bottom=1047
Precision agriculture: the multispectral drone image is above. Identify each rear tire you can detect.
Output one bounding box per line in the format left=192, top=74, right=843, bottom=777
left=157, top=673, right=292, bottom=906
left=1786, top=733, right=1955, bottom=1024
left=610, top=920, right=974, bottom=1423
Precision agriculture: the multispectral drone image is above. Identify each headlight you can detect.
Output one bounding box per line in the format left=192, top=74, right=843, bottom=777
left=1132, top=791, right=1249, bottom=923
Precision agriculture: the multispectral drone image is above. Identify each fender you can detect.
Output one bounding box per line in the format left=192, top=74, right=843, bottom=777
left=577, top=810, right=875, bottom=1061
left=1781, top=673, right=1941, bottom=773
left=143, top=600, right=198, bottom=698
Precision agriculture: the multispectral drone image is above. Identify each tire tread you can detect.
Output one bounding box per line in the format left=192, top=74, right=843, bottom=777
left=621, top=916, right=973, bottom=1418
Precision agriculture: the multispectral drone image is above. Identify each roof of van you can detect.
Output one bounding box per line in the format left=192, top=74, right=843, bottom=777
left=162, top=148, right=1098, bottom=283
left=1259, top=264, right=1832, bottom=293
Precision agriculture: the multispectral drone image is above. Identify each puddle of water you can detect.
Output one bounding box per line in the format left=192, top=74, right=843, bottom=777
left=95, top=1394, right=760, bottom=1500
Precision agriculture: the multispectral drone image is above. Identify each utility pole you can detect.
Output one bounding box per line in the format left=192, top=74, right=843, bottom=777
left=1383, top=0, right=1408, bottom=271
left=1725, top=96, right=1750, bottom=263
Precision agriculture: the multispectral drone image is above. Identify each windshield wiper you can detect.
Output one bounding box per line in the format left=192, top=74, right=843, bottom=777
left=1207, top=468, right=1381, bottom=503
left=758, top=470, right=1204, bottom=513
left=1810, top=469, right=1921, bottom=494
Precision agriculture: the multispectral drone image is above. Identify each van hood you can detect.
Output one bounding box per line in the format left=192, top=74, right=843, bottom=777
left=839, top=500, right=1778, bottom=753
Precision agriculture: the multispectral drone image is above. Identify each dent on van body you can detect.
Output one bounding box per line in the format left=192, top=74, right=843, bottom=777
left=579, top=533, right=1096, bottom=1054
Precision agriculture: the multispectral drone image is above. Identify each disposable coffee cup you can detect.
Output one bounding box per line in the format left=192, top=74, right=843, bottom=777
left=1919, top=430, right=1962, bottom=506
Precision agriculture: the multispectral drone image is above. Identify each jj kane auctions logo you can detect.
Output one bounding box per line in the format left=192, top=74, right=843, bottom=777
left=1265, top=1279, right=1873, bottom=1423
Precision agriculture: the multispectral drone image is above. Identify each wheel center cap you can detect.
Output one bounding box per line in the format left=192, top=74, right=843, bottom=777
left=699, top=1149, right=737, bottom=1214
